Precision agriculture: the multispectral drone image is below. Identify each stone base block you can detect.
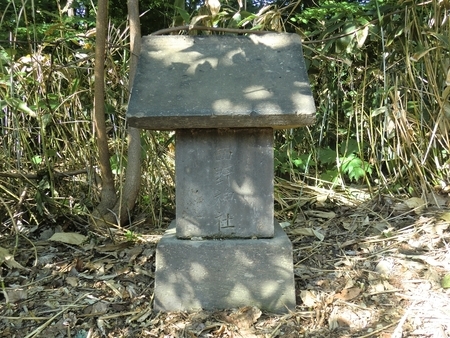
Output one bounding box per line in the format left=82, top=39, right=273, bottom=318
left=154, top=221, right=296, bottom=313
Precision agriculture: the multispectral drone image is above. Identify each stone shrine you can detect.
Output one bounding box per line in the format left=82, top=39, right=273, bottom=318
left=127, top=33, right=315, bottom=313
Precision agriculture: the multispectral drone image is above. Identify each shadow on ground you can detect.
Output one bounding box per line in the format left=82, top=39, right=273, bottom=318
left=1, top=186, right=449, bottom=337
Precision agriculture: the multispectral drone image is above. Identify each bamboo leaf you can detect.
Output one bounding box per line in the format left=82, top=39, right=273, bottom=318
left=4, top=97, right=36, bottom=117
left=410, top=47, right=437, bottom=62
left=356, top=25, right=369, bottom=48
left=175, top=6, right=191, bottom=24
left=190, top=15, right=210, bottom=27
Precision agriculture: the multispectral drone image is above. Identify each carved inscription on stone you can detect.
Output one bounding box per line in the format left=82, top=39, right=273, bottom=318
left=214, top=148, right=235, bottom=234
left=176, top=128, right=274, bottom=239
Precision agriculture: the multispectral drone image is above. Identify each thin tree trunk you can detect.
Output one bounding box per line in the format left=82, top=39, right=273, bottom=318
left=115, top=0, right=142, bottom=224
left=92, top=0, right=142, bottom=229
left=93, top=0, right=117, bottom=220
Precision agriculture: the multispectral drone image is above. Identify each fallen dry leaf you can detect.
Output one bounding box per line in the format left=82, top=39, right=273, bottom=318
left=403, top=197, right=426, bottom=214
left=375, top=260, right=393, bottom=277
left=49, top=232, right=87, bottom=245
left=440, top=212, right=450, bottom=222
left=303, top=210, right=336, bottom=219
left=5, top=288, right=28, bottom=303
left=225, top=306, right=261, bottom=329
left=334, top=287, right=361, bottom=301
left=289, top=227, right=325, bottom=241
left=300, top=290, right=318, bottom=307
left=0, top=247, right=28, bottom=270
left=1, top=183, right=449, bottom=338
left=95, top=241, right=134, bottom=252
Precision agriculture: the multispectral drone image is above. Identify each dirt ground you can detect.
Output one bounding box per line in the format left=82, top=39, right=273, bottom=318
left=1, top=183, right=450, bottom=338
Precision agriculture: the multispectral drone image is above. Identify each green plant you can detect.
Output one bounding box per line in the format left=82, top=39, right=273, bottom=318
left=339, top=153, right=372, bottom=182
left=0, top=0, right=174, bottom=231
left=124, top=229, right=138, bottom=242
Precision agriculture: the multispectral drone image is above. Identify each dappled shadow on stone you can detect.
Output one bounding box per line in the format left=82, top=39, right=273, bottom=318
left=154, top=221, right=295, bottom=313
left=175, top=128, right=274, bottom=239
left=127, top=34, right=315, bottom=130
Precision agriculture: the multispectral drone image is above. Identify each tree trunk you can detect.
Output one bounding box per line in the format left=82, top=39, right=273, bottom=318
left=92, top=0, right=117, bottom=223
left=91, top=0, right=142, bottom=230
left=109, top=0, right=142, bottom=226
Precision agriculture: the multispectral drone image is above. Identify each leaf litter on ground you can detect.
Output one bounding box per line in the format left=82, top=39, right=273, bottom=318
left=0, top=183, right=449, bottom=337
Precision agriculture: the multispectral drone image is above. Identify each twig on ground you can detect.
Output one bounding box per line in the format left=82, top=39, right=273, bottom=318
left=23, top=293, right=88, bottom=338
left=357, top=321, right=400, bottom=338
left=391, top=300, right=417, bottom=338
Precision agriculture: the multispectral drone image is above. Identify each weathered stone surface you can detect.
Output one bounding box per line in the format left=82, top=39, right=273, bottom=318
left=154, top=221, right=296, bottom=313
left=176, top=128, right=273, bottom=239
left=127, top=33, right=315, bottom=130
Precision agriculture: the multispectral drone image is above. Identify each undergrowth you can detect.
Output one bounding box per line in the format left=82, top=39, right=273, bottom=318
left=1, top=0, right=449, bottom=232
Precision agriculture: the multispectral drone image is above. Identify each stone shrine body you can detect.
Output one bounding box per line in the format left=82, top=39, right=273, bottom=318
left=127, top=33, right=316, bottom=313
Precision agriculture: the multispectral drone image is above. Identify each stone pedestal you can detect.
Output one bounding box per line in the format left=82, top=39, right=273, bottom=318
left=176, top=128, right=274, bottom=239
left=154, top=221, right=295, bottom=313
left=126, top=33, right=316, bottom=314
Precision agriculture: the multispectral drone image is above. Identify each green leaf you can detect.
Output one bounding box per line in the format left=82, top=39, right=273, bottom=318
left=442, top=274, right=450, bottom=289
left=340, top=138, right=359, bottom=156
left=348, top=166, right=366, bottom=181
left=428, top=32, right=450, bottom=49
left=355, top=25, right=369, bottom=48
left=47, top=149, right=57, bottom=158
left=340, top=154, right=372, bottom=181
left=236, top=11, right=255, bottom=27
left=175, top=6, right=191, bottom=24
left=410, top=46, right=437, bottom=62
left=110, top=154, right=127, bottom=175
left=335, top=22, right=356, bottom=53
left=42, top=113, right=52, bottom=128
left=320, top=169, right=340, bottom=183
left=32, top=155, right=43, bottom=165
left=371, top=106, right=388, bottom=117
left=0, top=47, right=12, bottom=65
left=5, top=97, right=36, bottom=117
left=317, top=148, right=337, bottom=165
left=292, top=158, right=303, bottom=167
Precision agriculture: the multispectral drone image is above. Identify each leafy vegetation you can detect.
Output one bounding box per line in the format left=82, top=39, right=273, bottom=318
left=1, top=0, right=449, bottom=231
left=283, top=0, right=450, bottom=196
